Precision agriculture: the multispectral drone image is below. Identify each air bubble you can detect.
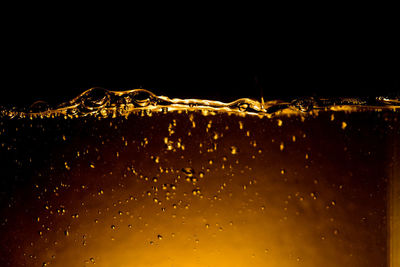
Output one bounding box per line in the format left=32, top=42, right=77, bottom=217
left=182, top=167, right=195, bottom=177
left=230, top=146, right=238, bottom=155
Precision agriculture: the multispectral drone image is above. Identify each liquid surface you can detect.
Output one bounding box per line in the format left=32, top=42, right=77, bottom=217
left=0, top=88, right=399, bottom=119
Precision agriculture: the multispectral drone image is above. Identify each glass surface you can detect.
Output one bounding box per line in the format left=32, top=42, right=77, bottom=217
left=0, top=89, right=399, bottom=266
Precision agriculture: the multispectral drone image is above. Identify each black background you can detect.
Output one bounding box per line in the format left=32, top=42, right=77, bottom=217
left=1, top=8, right=399, bottom=107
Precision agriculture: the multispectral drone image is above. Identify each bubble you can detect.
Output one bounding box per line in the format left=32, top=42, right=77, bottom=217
left=333, top=229, right=339, bottom=235
left=230, top=146, right=238, bottom=155
left=192, top=188, right=201, bottom=196
left=342, top=122, right=347, bottom=129
left=182, top=167, right=195, bottom=177
left=111, top=225, right=116, bottom=230
left=280, top=142, right=285, bottom=151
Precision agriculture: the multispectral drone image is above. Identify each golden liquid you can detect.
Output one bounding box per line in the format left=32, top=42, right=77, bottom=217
left=0, top=89, right=399, bottom=266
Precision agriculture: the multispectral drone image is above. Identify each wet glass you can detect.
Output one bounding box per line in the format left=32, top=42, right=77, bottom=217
left=0, top=89, right=399, bottom=267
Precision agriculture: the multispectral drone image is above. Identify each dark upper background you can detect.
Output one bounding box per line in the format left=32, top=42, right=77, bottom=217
left=1, top=7, right=399, bottom=107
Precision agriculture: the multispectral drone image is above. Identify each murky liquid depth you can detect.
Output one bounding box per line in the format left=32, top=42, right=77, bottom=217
left=0, top=89, right=399, bottom=267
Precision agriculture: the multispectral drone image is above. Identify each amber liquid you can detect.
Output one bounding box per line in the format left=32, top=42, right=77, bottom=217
left=0, top=89, right=399, bottom=266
